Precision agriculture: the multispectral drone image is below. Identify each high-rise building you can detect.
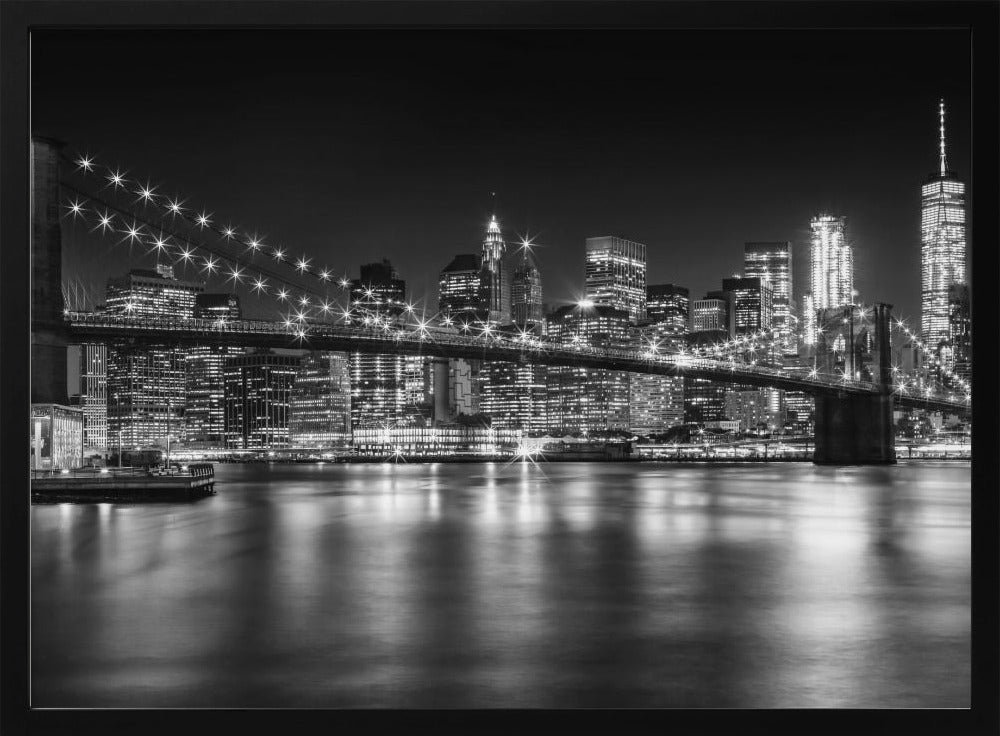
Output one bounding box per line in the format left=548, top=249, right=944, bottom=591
left=683, top=330, right=730, bottom=425
left=480, top=215, right=511, bottom=324
left=479, top=359, right=548, bottom=431
left=645, top=284, right=690, bottom=334
left=809, top=215, right=853, bottom=311
left=744, top=241, right=794, bottom=354
left=438, top=253, right=484, bottom=324
left=511, top=249, right=544, bottom=330
left=546, top=303, right=633, bottom=432
left=691, top=296, right=731, bottom=334
left=946, top=283, right=971, bottom=385
left=347, top=260, right=427, bottom=429
left=290, top=351, right=352, bottom=448
left=722, top=277, right=774, bottom=338
left=349, top=259, right=407, bottom=316
left=921, top=99, right=967, bottom=352
left=584, top=236, right=647, bottom=322
left=185, top=293, right=243, bottom=448
left=720, top=277, right=780, bottom=427
left=224, top=350, right=300, bottom=449
left=78, top=343, right=107, bottom=452
left=105, top=266, right=204, bottom=450
left=105, top=263, right=203, bottom=318
left=630, top=284, right=689, bottom=435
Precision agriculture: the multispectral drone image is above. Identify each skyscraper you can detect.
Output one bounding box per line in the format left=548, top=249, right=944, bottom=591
left=290, top=352, right=352, bottom=448
left=584, top=236, right=647, bottom=322
left=78, top=343, right=107, bottom=452
left=185, top=293, right=243, bottom=448
left=946, top=283, right=971, bottom=385
left=224, top=350, right=300, bottom=449
left=722, top=277, right=774, bottom=339
left=479, top=360, right=548, bottom=431
left=630, top=284, right=689, bottom=435
left=921, top=99, right=967, bottom=352
left=438, top=253, right=483, bottom=324
left=348, top=260, right=427, bottom=429
left=546, top=303, right=633, bottom=433
left=105, top=265, right=204, bottom=450
left=809, top=215, right=853, bottom=311
left=511, top=249, right=544, bottom=330
left=744, top=241, right=794, bottom=354
left=480, top=215, right=510, bottom=324
left=691, top=296, right=731, bottom=334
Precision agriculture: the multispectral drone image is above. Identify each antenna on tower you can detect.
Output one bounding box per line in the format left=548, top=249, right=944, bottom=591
left=939, top=98, right=948, bottom=177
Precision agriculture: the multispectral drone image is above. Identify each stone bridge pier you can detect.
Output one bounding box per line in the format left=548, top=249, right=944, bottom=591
left=31, top=136, right=69, bottom=405
left=813, top=303, right=896, bottom=464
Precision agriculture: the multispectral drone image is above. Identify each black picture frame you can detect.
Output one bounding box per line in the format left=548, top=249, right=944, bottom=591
left=2, top=2, right=997, bottom=734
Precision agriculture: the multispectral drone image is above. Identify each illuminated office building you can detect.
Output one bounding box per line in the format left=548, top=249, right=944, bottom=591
left=722, top=277, right=773, bottom=338
left=546, top=303, right=633, bottom=432
left=584, top=236, right=647, bottom=322
left=745, top=241, right=794, bottom=354
left=683, top=330, right=730, bottom=425
left=480, top=215, right=511, bottom=324
left=691, top=296, right=731, bottom=334
left=946, top=283, right=971, bottom=385
left=810, top=215, right=853, bottom=311
left=921, top=99, right=967, bottom=352
left=347, top=260, right=427, bottom=429
left=185, top=293, right=243, bottom=448
left=480, top=359, right=548, bottom=431
left=224, top=350, right=300, bottom=449
left=290, top=351, right=352, bottom=448
left=630, top=284, right=689, bottom=435
left=721, top=277, right=780, bottom=424
left=438, top=253, right=484, bottom=324
left=511, top=249, right=544, bottom=330
left=78, top=343, right=107, bottom=451
left=105, top=265, right=203, bottom=449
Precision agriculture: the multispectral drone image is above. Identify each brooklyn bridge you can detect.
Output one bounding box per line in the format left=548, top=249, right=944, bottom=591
left=30, top=138, right=971, bottom=465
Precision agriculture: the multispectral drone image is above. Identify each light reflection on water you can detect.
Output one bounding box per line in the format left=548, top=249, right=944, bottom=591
left=31, top=461, right=969, bottom=709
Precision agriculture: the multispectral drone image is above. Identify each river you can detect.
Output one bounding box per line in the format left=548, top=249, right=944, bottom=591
left=30, top=460, right=970, bottom=708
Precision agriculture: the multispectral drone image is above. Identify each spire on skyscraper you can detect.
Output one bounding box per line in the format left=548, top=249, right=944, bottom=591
left=939, top=98, right=948, bottom=177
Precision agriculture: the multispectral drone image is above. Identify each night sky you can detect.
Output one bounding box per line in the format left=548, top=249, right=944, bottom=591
left=33, top=29, right=970, bottom=324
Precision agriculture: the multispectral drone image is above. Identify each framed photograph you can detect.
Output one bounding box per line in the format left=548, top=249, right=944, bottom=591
left=2, top=1, right=997, bottom=734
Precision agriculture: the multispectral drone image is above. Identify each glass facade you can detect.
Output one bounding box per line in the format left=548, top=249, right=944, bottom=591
left=809, top=215, right=853, bottom=311
left=691, top=297, right=730, bottom=334
left=584, top=236, right=647, bottom=323
left=480, top=360, right=548, bottom=431
left=185, top=293, right=244, bottom=448
left=79, top=343, right=107, bottom=451
left=347, top=260, right=427, bottom=429
left=224, top=350, right=300, bottom=449
left=511, top=251, right=544, bottom=330
left=290, top=351, right=352, bottom=448
left=630, top=284, right=689, bottom=435
left=545, top=303, right=633, bottom=432
left=744, top=241, right=794, bottom=354
left=104, top=266, right=204, bottom=450
left=438, top=253, right=483, bottom=323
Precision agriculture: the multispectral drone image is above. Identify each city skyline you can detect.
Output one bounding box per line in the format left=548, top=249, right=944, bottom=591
left=33, top=29, right=971, bottom=326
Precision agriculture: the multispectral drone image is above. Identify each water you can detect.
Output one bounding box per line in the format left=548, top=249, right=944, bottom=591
left=30, top=461, right=970, bottom=708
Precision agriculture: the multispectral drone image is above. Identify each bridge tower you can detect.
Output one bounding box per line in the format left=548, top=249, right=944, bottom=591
left=31, top=136, right=69, bottom=405
left=813, top=302, right=896, bottom=464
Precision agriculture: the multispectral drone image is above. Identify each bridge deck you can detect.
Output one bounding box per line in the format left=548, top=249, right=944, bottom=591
left=61, top=313, right=970, bottom=414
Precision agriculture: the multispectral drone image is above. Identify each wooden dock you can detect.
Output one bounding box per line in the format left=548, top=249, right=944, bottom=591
left=31, top=464, right=215, bottom=502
